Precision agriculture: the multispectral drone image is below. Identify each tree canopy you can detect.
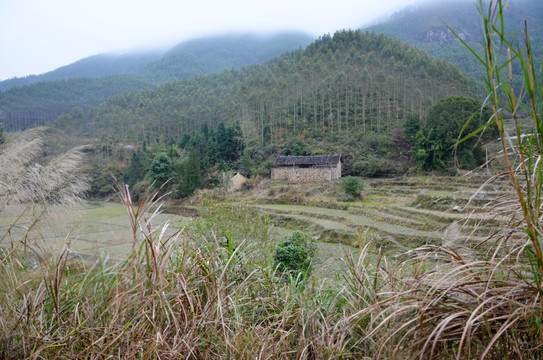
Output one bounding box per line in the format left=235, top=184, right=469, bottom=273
left=148, top=152, right=175, bottom=187
left=411, top=96, right=495, bottom=170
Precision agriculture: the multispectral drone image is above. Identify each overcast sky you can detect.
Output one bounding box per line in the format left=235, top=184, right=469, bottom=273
left=0, top=0, right=441, bottom=80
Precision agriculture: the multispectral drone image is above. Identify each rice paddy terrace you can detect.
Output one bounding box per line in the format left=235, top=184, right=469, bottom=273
left=252, top=175, right=513, bottom=254
left=0, top=175, right=514, bottom=279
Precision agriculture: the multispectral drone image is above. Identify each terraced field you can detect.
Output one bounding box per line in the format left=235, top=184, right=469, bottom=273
left=0, top=175, right=513, bottom=272
left=254, top=175, right=513, bottom=254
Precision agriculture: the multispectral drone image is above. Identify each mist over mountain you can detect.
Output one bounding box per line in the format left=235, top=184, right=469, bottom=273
left=139, top=33, right=314, bottom=83
left=0, top=32, right=312, bottom=92
left=0, top=32, right=313, bottom=129
left=0, top=51, right=164, bottom=91
left=365, top=0, right=543, bottom=78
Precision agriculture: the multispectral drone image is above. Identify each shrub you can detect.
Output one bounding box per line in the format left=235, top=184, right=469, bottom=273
left=148, top=152, right=174, bottom=187
left=410, top=96, right=494, bottom=170
left=341, top=176, right=365, bottom=198
left=273, top=231, right=316, bottom=279
left=357, top=156, right=397, bottom=177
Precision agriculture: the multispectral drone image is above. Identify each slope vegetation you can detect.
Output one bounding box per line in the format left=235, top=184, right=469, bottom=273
left=0, top=33, right=312, bottom=130
left=88, top=30, right=475, bottom=144
left=365, top=0, right=542, bottom=79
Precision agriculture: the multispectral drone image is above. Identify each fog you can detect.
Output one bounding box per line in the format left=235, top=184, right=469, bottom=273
left=0, top=0, right=451, bottom=80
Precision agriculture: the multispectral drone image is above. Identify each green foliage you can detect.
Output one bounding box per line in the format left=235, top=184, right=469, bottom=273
left=0, top=33, right=312, bottom=131
left=52, top=107, right=86, bottom=134
left=177, top=148, right=203, bottom=197
left=411, top=96, right=494, bottom=170
left=123, top=151, right=146, bottom=188
left=341, top=176, right=365, bottom=197
left=213, top=122, right=245, bottom=163
left=273, top=231, right=316, bottom=279
left=148, top=152, right=174, bottom=187
left=285, top=136, right=310, bottom=156
left=411, top=128, right=447, bottom=171
left=402, top=114, right=421, bottom=143
left=352, top=156, right=399, bottom=177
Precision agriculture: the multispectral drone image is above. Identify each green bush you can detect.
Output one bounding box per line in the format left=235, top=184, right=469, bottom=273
left=148, top=152, right=174, bottom=187
left=273, top=231, right=316, bottom=280
left=341, top=176, right=365, bottom=198
left=352, top=156, right=397, bottom=177
left=410, top=96, right=495, bottom=170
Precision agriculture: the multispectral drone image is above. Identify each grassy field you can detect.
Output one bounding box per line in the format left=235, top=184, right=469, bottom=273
left=0, top=201, right=190, bottom=258
left=0, top=175, right=535, bottom=359
left=0, top=175, right=507, bottom=270
left=241, top=175, right=509, bottom=254
left=0, top=174, right=511, bottom=293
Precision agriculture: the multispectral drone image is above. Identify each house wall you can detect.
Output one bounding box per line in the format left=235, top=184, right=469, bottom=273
left=271, top=164, right=341, bottom=183
left=334, top=162, right=341, bottom=180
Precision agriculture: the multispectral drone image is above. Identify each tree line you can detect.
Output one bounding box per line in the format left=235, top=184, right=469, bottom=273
left=85, top=30, right=475, bottom=145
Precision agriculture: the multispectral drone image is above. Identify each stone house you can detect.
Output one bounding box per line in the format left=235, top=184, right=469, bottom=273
left=271, top=155, right=342, bottom=183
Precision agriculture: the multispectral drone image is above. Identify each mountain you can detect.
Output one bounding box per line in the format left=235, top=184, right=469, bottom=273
left=365, top=0, right=543, bottom=79
left=0, top=32, right=313, bottom=130
left=86, top=30, right=475, bottom=141
left=139, top=33, right=315, bottom=83
left=0, top=51, right=164, bottom=92
left=69, top=30, right=476, bottom=180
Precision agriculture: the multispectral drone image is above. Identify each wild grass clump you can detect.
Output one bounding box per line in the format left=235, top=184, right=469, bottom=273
left=0, top=127, right=87, bottom=260
left=349, top=1, right=543, bottom=358
left=0, top=127, right=87, bottom=212
left=1, top=184, right=375, bottom=359
left=188, top=199, right=275, bottom=264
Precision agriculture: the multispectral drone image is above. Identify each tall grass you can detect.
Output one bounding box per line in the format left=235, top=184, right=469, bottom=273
left=0, top=128, right=86, bottom=213
left=351, top=1, right=543, bottom=358
left=2, top=1, right=541, bottom=358
left=0, top=129, right=373, bottom=358
left=0, top=128, right=87, bottom=260
left=1, top=182, right=372, bottom=358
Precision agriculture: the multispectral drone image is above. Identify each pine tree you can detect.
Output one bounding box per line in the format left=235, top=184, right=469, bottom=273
left=148, top=152, right=174, bottom=187
left=177, top=148, right=203, bottom=197
left=123, top=151, right=146, bottom=187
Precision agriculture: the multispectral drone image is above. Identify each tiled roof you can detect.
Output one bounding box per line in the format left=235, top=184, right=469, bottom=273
left=273, top=155, right=341, bottom=166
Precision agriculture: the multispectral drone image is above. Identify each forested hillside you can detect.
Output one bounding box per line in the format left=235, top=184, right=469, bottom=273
left=60, top=30, right=478, bottom=196
left=0, top=76, right=153, bottom=131
left=139, top=33, right=314, bottom=83
left=0, top=51, right=164, bottom=91
left=365, top=0, right=542, bottom=79
left=87, top=30, right=474, bottom=144
left=0, top=33, right=312, bottom=130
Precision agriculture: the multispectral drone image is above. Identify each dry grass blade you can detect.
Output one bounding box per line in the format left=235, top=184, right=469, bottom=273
left=349, top=1, right=543, bottom=358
